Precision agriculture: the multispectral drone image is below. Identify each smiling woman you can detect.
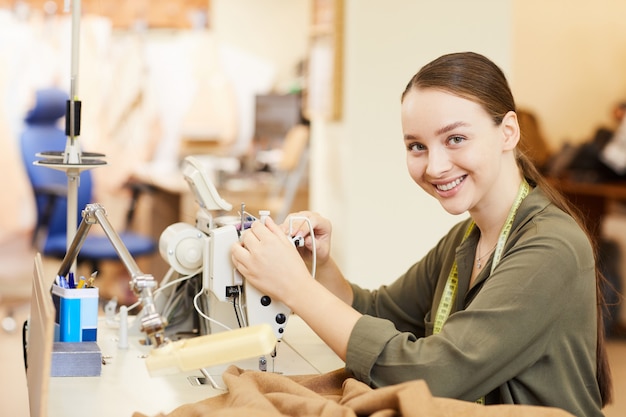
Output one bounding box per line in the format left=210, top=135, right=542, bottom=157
left=231, top=51, right=613, bottom=417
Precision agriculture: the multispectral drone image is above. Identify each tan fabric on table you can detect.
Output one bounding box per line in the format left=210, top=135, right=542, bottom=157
left=133, top=365, right=575, bottom=417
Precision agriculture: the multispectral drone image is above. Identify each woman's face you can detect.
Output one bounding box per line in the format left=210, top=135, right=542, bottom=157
left=401, top=87, right=516, bottom=216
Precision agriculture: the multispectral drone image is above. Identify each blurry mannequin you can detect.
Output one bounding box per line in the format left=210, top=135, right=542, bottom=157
left=0, top=50, right=37, bottom=327
left=179, top=30, right=238, bottom=157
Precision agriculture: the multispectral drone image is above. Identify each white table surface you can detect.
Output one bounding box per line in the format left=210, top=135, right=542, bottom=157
left=46, top=315, right=344, bottom=417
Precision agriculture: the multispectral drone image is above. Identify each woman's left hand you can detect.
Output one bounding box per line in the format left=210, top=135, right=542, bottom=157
left=231, top=217, right=311, bottom=307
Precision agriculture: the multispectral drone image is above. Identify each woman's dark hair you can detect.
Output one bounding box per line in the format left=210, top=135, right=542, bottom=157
left=402, top=51, right=613, bottom=406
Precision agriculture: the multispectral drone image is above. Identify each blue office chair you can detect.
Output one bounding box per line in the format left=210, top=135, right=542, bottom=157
left=19, top=88, right=156, bottom=274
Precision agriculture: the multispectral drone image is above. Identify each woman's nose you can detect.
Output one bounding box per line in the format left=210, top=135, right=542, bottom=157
left=425, top=148, right=452, bottom=177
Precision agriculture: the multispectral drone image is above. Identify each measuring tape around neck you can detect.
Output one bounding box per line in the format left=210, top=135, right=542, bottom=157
left=431, top=180, right=530, bottom=404
left=433, top=180, right=530, bottom=335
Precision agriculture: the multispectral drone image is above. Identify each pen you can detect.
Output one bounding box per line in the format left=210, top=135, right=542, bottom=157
left=76, top=276, right=86, bottom=289
left=86, top=271, right=98, bottom=288
left=58, top=276, right=69, bottom=289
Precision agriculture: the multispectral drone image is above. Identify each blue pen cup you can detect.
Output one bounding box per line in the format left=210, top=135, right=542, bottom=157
left=51, top=286, right=99, bottom=342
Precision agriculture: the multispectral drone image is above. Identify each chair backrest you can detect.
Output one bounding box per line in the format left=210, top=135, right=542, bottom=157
left=20, top=88, right=93, bottom=239
left=270, top=124, right=310, bottom=222
left=277, top=124, right=309, bottom=172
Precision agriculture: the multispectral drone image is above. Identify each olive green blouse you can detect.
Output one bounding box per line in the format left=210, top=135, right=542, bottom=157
left=347, top=188, right=603, bottom=417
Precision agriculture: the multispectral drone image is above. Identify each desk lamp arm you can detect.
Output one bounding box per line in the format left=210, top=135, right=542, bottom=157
left=57, top=203, right=168, bottom=347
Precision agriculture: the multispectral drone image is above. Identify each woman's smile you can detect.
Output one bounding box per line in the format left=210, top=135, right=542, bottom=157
left=434, top=175, right=467, bottom=192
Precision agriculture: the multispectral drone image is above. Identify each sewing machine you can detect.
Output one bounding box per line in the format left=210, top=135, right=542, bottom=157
left=158, top=155, right=300, bottom=339
left=148, top=155, right=309, bottom=375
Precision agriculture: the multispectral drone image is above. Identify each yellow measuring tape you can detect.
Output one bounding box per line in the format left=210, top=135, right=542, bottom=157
left=432, top=180, right=530, bottom=403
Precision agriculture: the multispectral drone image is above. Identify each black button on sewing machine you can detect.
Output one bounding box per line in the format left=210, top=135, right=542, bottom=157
left=275, top=313, right=286, bottom=324
left=260, top=295, right=272, bottom=306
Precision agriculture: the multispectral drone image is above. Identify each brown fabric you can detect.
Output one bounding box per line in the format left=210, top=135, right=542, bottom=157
left=133, top=365, right=575, bottom=417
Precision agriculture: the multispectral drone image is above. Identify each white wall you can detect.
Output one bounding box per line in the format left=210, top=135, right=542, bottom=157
left=311, top=0, right=513, bottom=289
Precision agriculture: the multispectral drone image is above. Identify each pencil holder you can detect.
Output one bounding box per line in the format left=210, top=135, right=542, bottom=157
left=51, top=285, right=99, bottom=342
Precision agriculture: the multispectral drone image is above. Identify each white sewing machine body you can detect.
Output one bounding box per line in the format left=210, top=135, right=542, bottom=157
left=153, top=156, right=301, bottom=368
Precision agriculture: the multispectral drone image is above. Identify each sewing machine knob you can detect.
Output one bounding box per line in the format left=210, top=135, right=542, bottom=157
left=261, top=295, right=272, bottom=306
left=275, top=313, right=287, bottom=325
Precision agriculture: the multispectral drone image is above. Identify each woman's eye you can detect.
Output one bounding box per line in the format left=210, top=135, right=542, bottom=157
left=407, top=142, right=426, bottom=152
left=447, top=135, right=465, bottom=145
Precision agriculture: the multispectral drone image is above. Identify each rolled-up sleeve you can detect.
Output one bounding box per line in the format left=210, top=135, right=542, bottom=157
left=346, top=315, right=405, bottom=382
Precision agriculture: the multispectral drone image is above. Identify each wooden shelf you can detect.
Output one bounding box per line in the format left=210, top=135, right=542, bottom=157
left=547, top=176, right=626, bottom=239
left=548, top=177, right=626, bottom=201
left=0, top=0, right=210, bottom=29
left=304, top=0, right=343, bottom=121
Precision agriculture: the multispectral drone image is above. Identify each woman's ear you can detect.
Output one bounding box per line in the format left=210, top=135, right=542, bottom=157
left=501, top=110, right=520, bottom=151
